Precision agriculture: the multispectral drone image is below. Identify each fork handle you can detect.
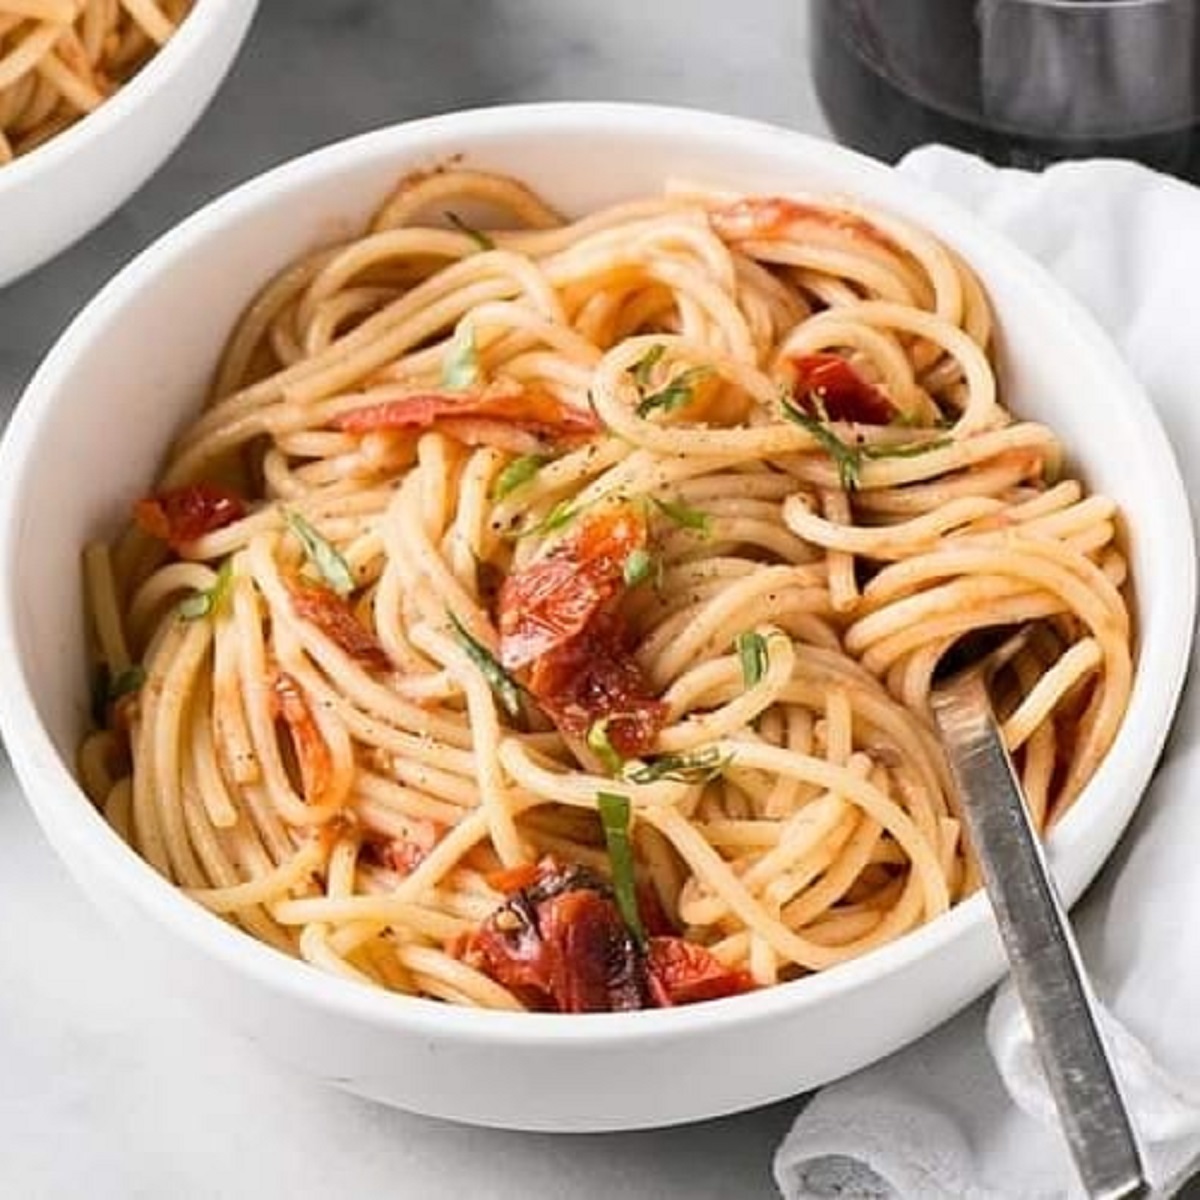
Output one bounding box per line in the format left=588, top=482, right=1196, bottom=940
left=932, top=673, right=1149, bottom=1200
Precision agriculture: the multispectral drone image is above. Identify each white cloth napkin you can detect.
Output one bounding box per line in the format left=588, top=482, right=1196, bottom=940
left=774, top=146, right=1200, bottom=1200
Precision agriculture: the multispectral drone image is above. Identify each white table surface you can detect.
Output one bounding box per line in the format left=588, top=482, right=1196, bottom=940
left=0, top=3, right=831, bottom=1197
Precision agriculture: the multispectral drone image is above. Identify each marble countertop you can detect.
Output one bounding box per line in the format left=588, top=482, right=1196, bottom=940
left=0, top=2, right=829, bottom=1198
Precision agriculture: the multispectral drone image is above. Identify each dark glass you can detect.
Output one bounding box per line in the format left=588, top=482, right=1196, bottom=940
left=811, top=0, right=1200, bottom=181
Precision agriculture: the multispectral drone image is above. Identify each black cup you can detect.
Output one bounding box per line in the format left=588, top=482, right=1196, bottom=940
left=811, top=0, right=1200, bottom=178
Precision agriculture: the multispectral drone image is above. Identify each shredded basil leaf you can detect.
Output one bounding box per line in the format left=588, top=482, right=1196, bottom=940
left=586, top=718, right=626, bottom=776
left=863, top=437, right=952, bottom=462
left=781, top=397, right=862, bottom=491
left=447, top=611, right=523, bottom=721
left=650, top=495, right=712, bottom=537
left=492, top=454, right=547, bottom=500
left=622, top=547, right=656, bottom=588
left=92, top=663, right=146, bottom=726
left=285, top=511, right=355, bottom=597
left=636, top=365, right=714, bottom=419
left=179, top=558, right=234, bottom=621
left=108, top=667, right=145, bottom=717
left=784, top=395, right=950, bottom=490
left=441, top=322, right=480, bottom=390
left=736, top=630, right=769, bottom=687
left=596, top=790, right=646, bottom=947
left=630, top=343, right=666, bottom=389
left=445, top=210, right=495, bottom=251
left=110, top=665, right=146, bottom=701
left=890, top=408, right=954, bottom=431
left=624, top=746, right=732, bottom=786
left=515, top=497, right=582, bottom=540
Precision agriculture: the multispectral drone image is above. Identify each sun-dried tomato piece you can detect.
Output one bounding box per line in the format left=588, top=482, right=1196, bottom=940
left=498, top=506, right=646, bottom=672
left=527, top=610, right=666, bottom=759
left=268, top=669, right=333, bottom=805
left=465, top=861, right=750, bottom=1012
left=710, top=197, right=893, bottom=249
left=286, top=577, right=391, bottom=672
left=368, top=818, right=448, bottom=877
left=791, top=353, right=895, bottom=425
left=541, top=888, right=647, bottom=1012
left=331, top=382, right=600, bottom=441
left=646, top=937, right=755, bottom=1006
left=133, top=483, right=245, bottom=551
left=466, top=863, right=648, bottom=1012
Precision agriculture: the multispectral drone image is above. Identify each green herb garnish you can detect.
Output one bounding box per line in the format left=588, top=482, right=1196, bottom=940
left=179, top=559, right=234, bottom=621
left=596, top=790, right=646, bottom=947
left=492, top=454, right=547, bottom=500
left=91, top=663, right=146, bottom=727
left=110, top=665, right=146, bottom=700
left=516, top=497, right=583, bottom=540
left=783, top=395, right=950, bottom=491
left=736, top=630, right=769, bottom=687
left=650, top=495, right=712, bottom=537
left=636, top=365, right=714, bottom=419
left=285, top=511, right=355, bottom=597
left=586, top=718, right=626, bottom=776
left=622, top=547, right=657, bottom=588
left=631, top=343, right=667, bottom=389
left=445, top=210, right=495, bottom=251
left=447, top=611, right=523, bottom=721
left=441, top=322, right=480, bottom=390
left=624, top=746, right=732, bottom=786
left=863, top=438, right=952, bottom=462
left=782, top=398, right=863, bottom=491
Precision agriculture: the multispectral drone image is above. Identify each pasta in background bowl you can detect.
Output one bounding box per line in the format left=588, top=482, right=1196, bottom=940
left=0, top=104, right=1191, bottom=1130
left=0, top=0, right=256, bottom=287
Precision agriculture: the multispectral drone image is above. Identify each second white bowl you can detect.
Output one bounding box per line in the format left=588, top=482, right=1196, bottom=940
left=0, top=0, right=257, bottom=288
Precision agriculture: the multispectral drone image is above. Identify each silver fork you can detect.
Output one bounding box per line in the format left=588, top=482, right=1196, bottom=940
left=931, top=636, right=1149, bottom=1200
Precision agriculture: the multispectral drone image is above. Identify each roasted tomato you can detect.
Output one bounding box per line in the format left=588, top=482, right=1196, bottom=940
left=790, top=352, right=895, bottom=425
left=527, top=609, right=666, bottom=758
left=268, top=669, right=333, bottom=805
left=134, top=483, right=245, bottom=551
left=710, top=197, right=892, bottom=248
left=498, top=507, right=665, bottom=755
left=286, top=577, right=392, bottom=672
left=331, top=381, right=600, bottom=441
left=646, top=937, right=755, bottom=1006
left=367, top=818, right=448, bottom=876
left=466, top=863, right=649, bottom=1012
left=540, top=888, right=648, bottom=1012
left=465, top=861, right=751, bottom=1012
left=498, top=506, right=647, bottom=671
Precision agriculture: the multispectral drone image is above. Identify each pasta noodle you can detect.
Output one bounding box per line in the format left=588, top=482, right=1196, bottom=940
left=0, top=0, right=191, bottom=165
left=79, top=167, right=1133, bottom=1012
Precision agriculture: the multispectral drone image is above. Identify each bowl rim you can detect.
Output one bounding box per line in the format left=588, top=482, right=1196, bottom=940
left=0, top=0, right=254, bottom=195
left=0, top=101, right=1193, bottom=1046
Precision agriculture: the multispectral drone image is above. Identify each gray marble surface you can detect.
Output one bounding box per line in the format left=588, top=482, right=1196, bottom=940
left=0, top=3, right=829, bottom=1198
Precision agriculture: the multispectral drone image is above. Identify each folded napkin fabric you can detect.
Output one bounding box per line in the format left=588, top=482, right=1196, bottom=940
left=774, top=147, right=1200, bottom=1200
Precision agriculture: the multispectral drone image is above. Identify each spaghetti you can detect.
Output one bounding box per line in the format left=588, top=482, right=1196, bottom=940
left=0, top=0, right=192, bottom=165
left=79, top=168, right=1133, bottom=1012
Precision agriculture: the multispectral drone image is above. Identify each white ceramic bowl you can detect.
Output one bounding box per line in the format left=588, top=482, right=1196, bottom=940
left=0, top=104, right=1192, bottom=1132
left=0, top=0, right=257, bottom=287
